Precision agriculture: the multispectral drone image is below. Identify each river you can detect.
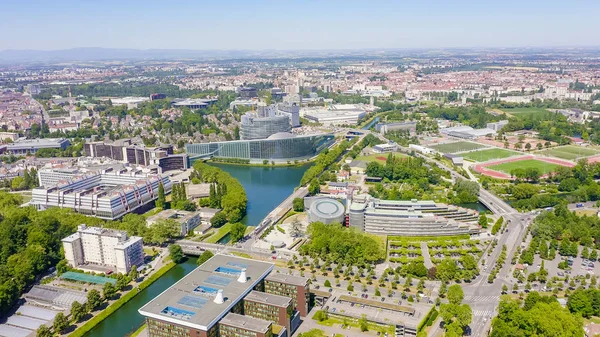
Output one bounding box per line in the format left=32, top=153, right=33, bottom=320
left=208, top=163, right=311, bottom=228
left=84, top=258, right=198, bottom=337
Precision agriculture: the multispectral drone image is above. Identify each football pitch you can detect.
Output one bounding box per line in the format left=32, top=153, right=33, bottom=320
left=499, top=107, right=553, bottom=118
left=462, top=148, right=520, bottom=162
left=487, top=159, right=561, bottom=175
left=535, top=145, right=600, bottom=160
left=430, top=141, right=487, bottom=154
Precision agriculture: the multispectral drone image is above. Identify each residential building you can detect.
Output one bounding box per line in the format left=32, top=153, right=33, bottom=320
left=186, top=133, right=334, bottom=163
left=62, top=224, right=143, bottom=274
left=32, top=169, right=172, bottom=220
left=5, top=138, right=70, bottom=155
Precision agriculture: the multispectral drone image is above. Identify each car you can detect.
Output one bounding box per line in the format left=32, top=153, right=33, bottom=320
left=557, top=272, right=564, bottom=276
left=365, top=295, right=368, bottom=299
left=381, top=298, right=385, bottom=302
left=328, top=288, right=333, bottom=293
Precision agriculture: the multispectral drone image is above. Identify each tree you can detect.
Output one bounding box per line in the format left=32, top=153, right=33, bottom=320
left=293, top=198, right=305, bottom=212
left=525, top=143, right=532, bottom=151
left=36, top=325, right=52, bottom=337
left=169, top=244, right=185, bottom=263
left=290, top=218, right=302, bottom=238
left=358, top=315, right=369, bottom=332
left=478, top=214, right=488, bottom=228
left=197, top=250, right=214, bottom=266
left=86, top=289, right=102, bottom=311
left=148, top=219, right=181, bottom=244
left=308, top=179, right=320, bottom=195
left=437, top=258, right=458, bottom=282
left=210, top=212, right=228, bottom=228
left=313, top=310, right=328, bottom=322
left=53, top=312, right=69, bottom=334
left=447, top=285, right=464, bottom=305
left=103, top=282, right=116, bottom=300
left=375, top=288, right=381, bottom=296
left=324, top=279, right=332, bottom=287
left=70, top=301, right=86, bottom=322
left=129, top=265, right=139, bottom=281
left=502, top=284, right=509, bottom=294
left=229, top=222, right=246, bottom=243
left=156, top=182, right=166, bottom=209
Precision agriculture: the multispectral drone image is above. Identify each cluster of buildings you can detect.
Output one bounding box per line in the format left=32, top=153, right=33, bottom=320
left=139, top=255, right=309, bottom=337
left=32, top=167, right=172, bottom=220
left=0, top=90, right=44, bottom=132
left=301, top=104, right=369, bottom=126
left=1, top=137, right=71, bottom=155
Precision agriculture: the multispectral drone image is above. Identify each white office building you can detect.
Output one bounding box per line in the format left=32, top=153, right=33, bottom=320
left=62, top=224, right=143, bottom=274
left=32, top=169, right=172, bottom=220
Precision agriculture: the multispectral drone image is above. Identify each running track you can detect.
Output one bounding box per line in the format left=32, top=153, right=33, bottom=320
left=473, top=155, right=575, bottom=179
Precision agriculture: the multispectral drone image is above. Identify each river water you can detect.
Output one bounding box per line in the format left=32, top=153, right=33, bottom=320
left=208, top=163, right=311, bottom=227
left=84, top=258, right=198, bottom=337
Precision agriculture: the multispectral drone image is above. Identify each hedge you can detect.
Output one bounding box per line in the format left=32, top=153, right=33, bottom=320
left=68, top=262, right=176, bottom=337
left=417, top=307, right=439, bottom=332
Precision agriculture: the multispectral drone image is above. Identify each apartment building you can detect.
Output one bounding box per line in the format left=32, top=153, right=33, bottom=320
left=62, top=224, right=143, bottom=274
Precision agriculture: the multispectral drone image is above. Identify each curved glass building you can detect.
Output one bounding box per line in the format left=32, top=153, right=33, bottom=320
left=186, top=133, right=334, bottom=163
left=240, top=113, right=291, bottom=140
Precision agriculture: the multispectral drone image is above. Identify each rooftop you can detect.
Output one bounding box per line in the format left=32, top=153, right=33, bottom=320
left=265, top=273, right=308, bottom=287
left=244, top=290, right=292, bottom=308
left=220, top=313, right=271, bottom=333
left=138, top=255, right=273, bottom=331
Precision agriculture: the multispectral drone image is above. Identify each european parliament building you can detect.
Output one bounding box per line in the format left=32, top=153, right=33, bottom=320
left=186, top=133, right=334, bottom=163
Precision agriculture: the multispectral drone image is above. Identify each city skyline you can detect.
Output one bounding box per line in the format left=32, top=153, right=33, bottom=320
left=1, top=0, right=600, bottom=51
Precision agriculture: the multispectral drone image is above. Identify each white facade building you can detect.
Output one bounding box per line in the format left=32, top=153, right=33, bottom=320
left=62, top=224, right=143, bottom=274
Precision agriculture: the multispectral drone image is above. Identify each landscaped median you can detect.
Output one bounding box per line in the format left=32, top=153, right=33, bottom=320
left=68, top=262, right=176, bottom=337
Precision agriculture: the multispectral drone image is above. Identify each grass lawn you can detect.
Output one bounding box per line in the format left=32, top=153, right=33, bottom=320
left=535, top=145, right=600, bottom=160
left=204, top=223, right=234, bottom=243
left=356, top=152, right=407, bottom=163
left=499, top=107, right=553, bottom=119
left=430, top=141, right=487, bottom=154
left=462, top=148, right=520, bottom=162
left=488, top=159, right=561, bottom=175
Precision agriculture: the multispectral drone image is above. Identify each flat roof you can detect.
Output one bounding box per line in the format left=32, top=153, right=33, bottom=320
left=220, top=313, right=271, bottom=333
left=138, top=254, right=274, bottom=331
left=366, top=208, right=435, bottom=218
left=245, top=290, right=292, bottom=308
left=265, top=273, right=308, bottom=287
left=338, top=295, right=416, bottom=314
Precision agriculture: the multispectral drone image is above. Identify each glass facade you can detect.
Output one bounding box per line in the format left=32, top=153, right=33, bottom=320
left=240, top=115, right=291, bottom=140
left=186, top=134, right=334, bottom=163
left=147, top=318, right=191, bottom=337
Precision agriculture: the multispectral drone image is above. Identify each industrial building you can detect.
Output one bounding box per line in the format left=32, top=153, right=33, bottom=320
left=348, top=197, right=480, bottom=236
left=440, top=126, right=496, bottom=139
left=138, top=255, right=309, bottom=337
left=5, top=138, right=70, bottom=155
left=84, top=139, right=188, bottom=173
left=375, top=122, right=417, bottom=135
left=62, top=224, right=143, bottom=274
left=302, top=104, right=367, bottom=126
left=32, top=169, right=172, bottom=220
left=186, top=133, right=334, bottom=163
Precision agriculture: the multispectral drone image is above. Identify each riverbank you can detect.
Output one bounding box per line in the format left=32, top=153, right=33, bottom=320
left=69, top=262, right=176, bottom=337
left=206, top=158, right=314, bottom=168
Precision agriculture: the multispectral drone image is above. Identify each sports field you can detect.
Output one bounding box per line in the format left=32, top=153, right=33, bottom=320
left=499, top=107, right=553, bottom=118
left=430, top=141, right=487, bottom=154
left=487, top=159, right=561, bottom=175
left=462, top=148, right=520, bottom=162
left=535, top=145, right=600, bottom=160
left=356, top=152, right=407, bottom=163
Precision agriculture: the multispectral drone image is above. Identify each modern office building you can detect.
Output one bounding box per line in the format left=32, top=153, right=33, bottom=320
left=171, top=98, right=218, bottom=109
left=240, top=111, right=291, bottom=140
left=239, top=87, right=258, bottom=99
left=139, top=255, right=307, bottom=337
left=5, top=138, right=70, bottom=155
left=302, top=104, right=367, bottom=126
left=62, top=224, right=143, bottom=274
left=32, top=169, right=172, bottom=220
left=348, top=197, right=479, bottom=237
left=244, top=291, right=298, bottom=334
left=186, top=133, right=334, bottom=164
left=262, top=103, right=300, bottom=128
left=84, top=139, right=188, bottom=173
left=375, top=122, right=417, bottom=135
left=263, top=274, right=309, bottom=317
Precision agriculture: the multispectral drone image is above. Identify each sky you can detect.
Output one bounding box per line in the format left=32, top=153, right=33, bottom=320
left=1, top=0, right=599, bottom=51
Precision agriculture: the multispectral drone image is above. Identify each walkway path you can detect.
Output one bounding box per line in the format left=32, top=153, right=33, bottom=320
left=420, top=242, right=434, bottom=269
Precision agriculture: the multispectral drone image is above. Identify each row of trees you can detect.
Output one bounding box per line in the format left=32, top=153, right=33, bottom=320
left=191, top=162, right=247, bottom=222
left=301, top=139, right=356, bottom=186
left=6, top=167, right=39, bottom=191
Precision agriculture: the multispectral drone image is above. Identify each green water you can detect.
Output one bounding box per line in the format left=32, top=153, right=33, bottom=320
left=458, top=202, right=490, bottom=212
left=208, top=163, right=311, bottom=228
left=84, top=258, right=198, bottom=337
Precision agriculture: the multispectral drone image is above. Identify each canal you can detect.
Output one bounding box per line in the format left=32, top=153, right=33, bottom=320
left=84, top=258, right=198, bottom=337
left=208, top=163, right=311, bottom=227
